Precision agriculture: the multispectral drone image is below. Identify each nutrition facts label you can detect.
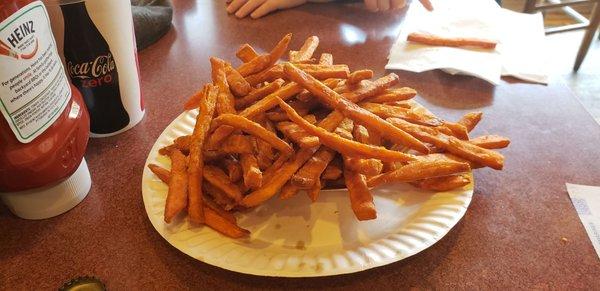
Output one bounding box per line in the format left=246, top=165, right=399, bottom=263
left=0, top=1, right=71, bottom=143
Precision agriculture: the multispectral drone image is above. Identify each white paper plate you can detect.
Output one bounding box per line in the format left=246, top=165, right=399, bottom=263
left=142, top=109, right=474, bottom=277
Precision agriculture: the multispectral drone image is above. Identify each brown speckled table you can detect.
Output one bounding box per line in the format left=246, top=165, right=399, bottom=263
left=1, top=1, right=600, bottom=289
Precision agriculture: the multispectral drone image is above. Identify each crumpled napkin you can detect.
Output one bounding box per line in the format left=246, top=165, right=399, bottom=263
left=386, top=0, right=548, bottom=85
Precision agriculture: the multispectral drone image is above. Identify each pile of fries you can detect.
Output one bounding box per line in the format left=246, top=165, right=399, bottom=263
left=148, top=34, right=510, bottom=238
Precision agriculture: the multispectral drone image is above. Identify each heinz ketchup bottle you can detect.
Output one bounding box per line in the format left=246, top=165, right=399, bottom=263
left=0, top=0, right=91, bottom=219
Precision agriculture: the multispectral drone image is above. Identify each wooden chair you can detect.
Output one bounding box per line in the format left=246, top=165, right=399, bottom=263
left=524, top=0, right=600, bottom=71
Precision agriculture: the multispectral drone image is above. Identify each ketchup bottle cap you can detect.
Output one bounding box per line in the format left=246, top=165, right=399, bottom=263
left=0, top=159, right=91, bottom=220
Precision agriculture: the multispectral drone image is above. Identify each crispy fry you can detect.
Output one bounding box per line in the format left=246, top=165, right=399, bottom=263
left=203, top=182, right=236, bottom=211
left=360, top=102, right=442, bottom=126
left=458, top=112, right=483, bottom=132
left=469, top=135, right=510, bottom=149
left=295, top=64, right=350, bottom=79
left=347, top=70, right=373, bottom=85
left=235, top=79, right=284, bottom=109
left=290, top=36, right=319, bottom=62
left=159, top=135, right=191, bottom=156
left=367, top=158, right=471, bottom=188
left=276, top=98, right=417, bottom=162
left=319, top=53, right=333, bottom=65
left=366, top=88, right=417, bottom=103
left=442, top=121, right=469, bottom=140
left=244, top=64, right=284, bottom=86
left=283, top=63, right=429, bottom=154
left=203, top=196, right=236, bottom=223
left=203, top=165, right=244, bottom=203
left=407, top=32, right=497, bottom=49
left=446, top=136, right=504, bottom=170
left=187, top=84, right=218, bottom=224
left=262, top=153, right=290, bottom=183
left=307, top=179, right=322, bottom=202
left=164, top=149, right=188, bottom=223
left=344, top=157, right=383, bottom=176
left=343, top=157, right=377, bottom=221
left=267, top=33, right=292, bottom=67
left=322, top=160, right=343, bottom=180
left=221, top=134, right=254, bottom=154
left=276, top=121, right=320, bottom=148
left=204, top=206, right=249, bottom=238
left=211, top=57, right=237, bottom=115
left=183, top=85, right=207, bottom=110
left=236, top=43, right=259, bottom=63
left=211, top=114, right=293, bottom=156
left=242, top=148, right=316, bottom=207
left=412, top=174, right=471, bottom=191
left=240, top=153, right=263, bottom=189
left=148, top=164, right=170, bottom=183
left=266, top=98, right=319, bottom=122
left=224, top=62, right=251, bottom=97
left=255, top=118, right=276, bottom=170
left=291, top=147, right=336, bottom=188
left=279, top=181, right=300, bottom=200
left=223, top=158, right=242, bottom=182
left=236, top=54, right=271, bottom=77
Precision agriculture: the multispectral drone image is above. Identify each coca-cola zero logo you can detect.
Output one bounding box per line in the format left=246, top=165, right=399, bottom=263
left=67, top=53, right=116, bottom=88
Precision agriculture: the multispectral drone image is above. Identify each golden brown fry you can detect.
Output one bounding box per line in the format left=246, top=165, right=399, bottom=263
left=442, top=121, right=469, bottom=140
left=224, top=62, right=251, bottom=97
left=187, top=85, right=218, bottom=224
left=164, top=149, right=188, bottom=223
left=236, top=43, right=259, bottom=63
left=343, top=157, right=377, bottom=221
left=237, top=54, right=271, bottom=77
left=262, top=153, right=290, bottom=183
left=267, top=33, right=292, bottom=67
left=211, top=114, right=293, bottom=156
left=344, top=157, right=383, bottom=176
left=203, top=182, right=236, bottom=211
left=266, top=98, right=319, bottom=122
left=367, top=158, right=471, bottom=188
left=366, top=88, right=417, bottom=104
left=407, top=32, right=497, bottom=49
left=319, top=53, right=333, bottom=65
left=283, top=63, right=429, bottom=154
left=446, top=136, right=504, bottom=170
left=244, top=64, right=284, bottom=86
left=290, top=36, right=319, bottom=62
left=183, top=85, right=207, bottom=110
left=412, top=174, right=471, bottom=191
left=360, top=102, right=442, bottom=126
left=148, top=164, right=170, bottom=183
left=159, top=135, right=191, bottom=156
left=254, top=118, right=276, bottom=170
left=203, top=165, right=244, bottom=203
left=276, top=98, right=416, bottom=162
left=223, top=158, right=242, bottom=182
left=279, top=181, right=300, bottom=200
left=211, top=57, right=237, bottom=115
left=307, top=179, right=322, bottom=202
left=276, top=121, right=320, bottom=148
left=469, top=135, right=510, bottom=149
left=348, top=70, right=373, bottom=85
left=203, top=196, right=236, bottom=223
left=235, top=79, right=285, bottom=110
left=240, top=153, right=263, bottom=189
left=322, top=160, right=343, bottom=180
left=291, top=147, right=336, bottom=188
left=242, top=147, right=317, bottom=207
left=204, top=206, right=249, bottom=238
left=458, top=112, right=483, bottom=132
left=221, top=134, right=254, bottom=154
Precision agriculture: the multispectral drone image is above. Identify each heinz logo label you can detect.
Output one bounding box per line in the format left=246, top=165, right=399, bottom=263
left=5, top=21, right=35, bottom=48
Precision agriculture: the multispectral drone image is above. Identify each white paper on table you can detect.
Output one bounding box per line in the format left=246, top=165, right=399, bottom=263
left=566, top=183, right=600, bottom=259
left=386, top=0, right=548, bottom=85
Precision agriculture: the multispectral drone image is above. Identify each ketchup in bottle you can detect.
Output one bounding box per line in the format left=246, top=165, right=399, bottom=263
left=0, top=0, right=91, bottom=219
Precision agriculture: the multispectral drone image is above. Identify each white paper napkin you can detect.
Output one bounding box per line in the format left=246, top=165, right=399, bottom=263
left=386, top=0, right=548, bottom=85
left=566, top=183, right=600, bottom=259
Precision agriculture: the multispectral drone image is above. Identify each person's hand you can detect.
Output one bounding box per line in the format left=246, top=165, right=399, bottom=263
left=226, top=0, right=308, bottom=19
left=363, top=0, right=433, bottom=12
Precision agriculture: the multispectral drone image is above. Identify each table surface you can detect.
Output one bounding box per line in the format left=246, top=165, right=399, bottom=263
left=2, top=1, right=600, bottom=289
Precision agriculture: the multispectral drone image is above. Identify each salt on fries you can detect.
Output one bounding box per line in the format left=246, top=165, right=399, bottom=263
left=149, top=34, right=510, bottom=238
